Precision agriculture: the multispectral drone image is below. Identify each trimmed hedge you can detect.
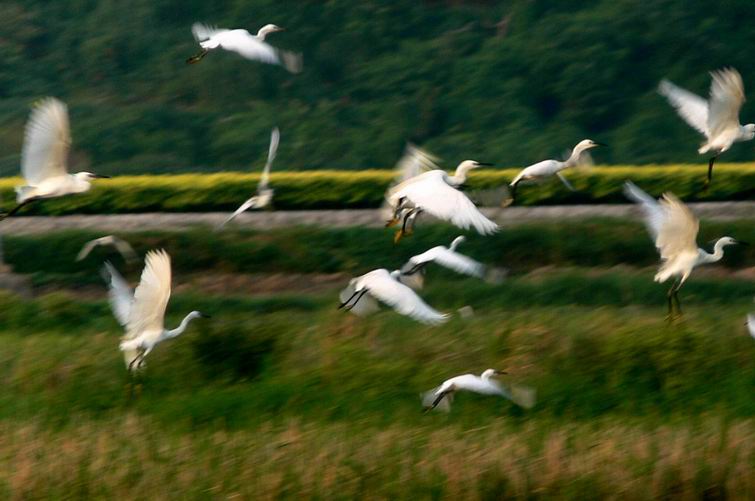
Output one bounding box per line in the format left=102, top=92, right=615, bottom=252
left=0, top=164, right=753, bottom=215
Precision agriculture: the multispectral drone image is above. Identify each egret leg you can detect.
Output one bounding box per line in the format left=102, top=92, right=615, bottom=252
left=394, top=210, right=413, bottom=243
left=0, top=199, right=36, bottom=222
left=186, top=48, right=209, bottom=64
left=338, top=290, right=360, bottom=309
left=502, top=182, right=518, bottom=208
left=702, top=156, right=717, bottom=192
left=345, top=289, right=369, bottom=311
left=405, top=208, right=422, bottom=236
left=385, top=198, right=406, bottom=227
left=425, top=391, right=450, bottom=413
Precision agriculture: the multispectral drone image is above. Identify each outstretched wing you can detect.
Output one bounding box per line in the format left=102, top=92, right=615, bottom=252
left=404, top=247, right=485, bottom=278
left=362, top=270, right=448, bottom=325
left=191, top=23, right=228, bottom=42
left=111, top=236, right=138, bottom=263
left=126, top=250, right=172, bottom=339
left=748, top=314, right=755, bottom=339
left=392, top=173, right=498, bottom=235
left=421, top=386, right=453, bottom=412
left=624, top=181, right=665, bottom=242
left=102, top=261, right=133, bottom=327
left=707, top=68, right=746, bottom=139
left=76, top=239, right=99, bottom=261
left=259, top=127, right=279, bottom=190
left=655, top=193, right=699, bottom=262
left=658, top=79, right=709, bottom=136
left=21, top=98, right=71, bottom=185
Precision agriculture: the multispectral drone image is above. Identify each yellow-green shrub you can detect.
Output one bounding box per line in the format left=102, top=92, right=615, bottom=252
left=0, top=164, right=752, bottom=214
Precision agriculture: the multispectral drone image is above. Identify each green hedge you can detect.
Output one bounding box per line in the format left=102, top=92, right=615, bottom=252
left=0, top=164, right=753, bottom=215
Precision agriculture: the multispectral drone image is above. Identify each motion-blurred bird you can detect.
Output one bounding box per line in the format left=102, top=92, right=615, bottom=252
left=624, top=181, right=743, bottom=319
left=339, top=268, right=448, bottom=325
left=77, top=235, right=138, bottom=263
left=102, top=250, right=208, bottom=371
left=505, top=139, right=603, bottom=207
left=0, top=98, right=109, bottom=221
left=386, top=161, right=497, bottom=242
left=187, top=23, right=302, bottom=73
left=747, top=314, right=755, bottom=339
left=219, top=127, right=279, bottom=228
left=422, top=369, right=536, bottom=412
left=658, top=68, right=754, bottom=189
left=400, top=236, right=506, bottom=286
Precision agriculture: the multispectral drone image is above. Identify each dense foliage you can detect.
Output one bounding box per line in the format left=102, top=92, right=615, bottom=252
left=0, top=164, right=752, bottom=214
left=1, top=1, right=754, bottom=174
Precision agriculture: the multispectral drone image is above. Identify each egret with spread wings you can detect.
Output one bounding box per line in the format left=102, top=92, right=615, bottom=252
left=422, top=369, right=536, bottom=413
left=187, top=23, right=302, bottom=73
left=658, top=68, right=754, bottom=189
left=624, top=181, right=743, bottom=319
left=1, top=98, right=109, bottom=221
left=102, top=250, right=208, bottom=371
left=219, top=127, right=279, bottom=228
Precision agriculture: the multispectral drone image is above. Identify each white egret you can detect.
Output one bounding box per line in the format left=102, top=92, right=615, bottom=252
left=422, top=369, right=536, bottom=412
left=338, top=268, right=448, bottom=325
left=747, top=314, right=755, bottom=339
left=504, top=139, right=603, bottom=207
left=102, top=250, right=208, bottom=371
left=219, top=127, right=279, bottom=228
left=76, top=235, right=138, bottom=263
left=400, top=236, right=506, bottom=285
left=380, top=143, right=440, bottom=226
left=624, top=181, right=744, bottom=319
left=187, top=23, right=302, bottom=73
left=386, top=160, right=497, bottom=242
left=658, top=68, right=754, bottom=189
left=0, top=98, right=110, bottom=221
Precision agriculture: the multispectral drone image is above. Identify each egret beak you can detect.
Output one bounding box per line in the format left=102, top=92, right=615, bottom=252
left=476, top=162, right=494, bottom=166
left=736, top=240, right=749, bottom=246
left=198, top=312, right=211, bottom=319
left=593, top=142, right=607, bottom=147
left=93, top=174, right=111, bottom=179
left=493, top=370, right=508, bottom=375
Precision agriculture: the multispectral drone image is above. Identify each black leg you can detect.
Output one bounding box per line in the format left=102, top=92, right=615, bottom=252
left=345, top=289, right=369, bottom=311
left=702, top=156, right=716, bottom=192
left=425, top=391, right=450, bottom=412
left=502, top=182, right=518, bottom=208
left=186, top=48, right=209, bottom=64
left=394, top=209, right=413, bottom=243
left=0, top=199, right=35, bottom=222
left=338, top=290, right=360, bottom=309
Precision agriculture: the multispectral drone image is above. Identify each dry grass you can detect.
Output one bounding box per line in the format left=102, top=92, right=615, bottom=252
left=1, top=417, right=752, bottom=500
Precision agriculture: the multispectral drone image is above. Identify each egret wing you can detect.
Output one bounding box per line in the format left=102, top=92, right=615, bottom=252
left=21, top=98, right=70, bottom=185
left=707, top=68, right=746, bottom=138
left=748, top=314, right=755, bottom=339
left=126, top=250, right=172, bottom=339
left=191, top=23, right=228, bottom=42
left=405, top=247, right=485, bottom=278
left=219, top=197, right=259, bottom=228
left=259, top=127, right=280, bottom=190
left=395, top=143, right=439, bottom=182
left=655, top=193, right=699, bottom=261
left=393, top=173, right=498, bottom=235
left=624, top=181, right=665, bottom=241
left=556, top=172, right=576, bottom=191
left=111, top=237, right=138, bottom=263
left=230, top=35, right=281, bottom=65
left=102, top=262, right=133, bottom=327
left=76, top=239, right=99, bottom=261
left=658, top=79, right=709, bottom=136
left=362, top=270, right=448, bottom=325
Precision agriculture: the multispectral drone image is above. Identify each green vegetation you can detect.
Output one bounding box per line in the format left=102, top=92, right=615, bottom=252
left=0, top=164, right=753, bottom=214
left=1, top=1, right=755, bottom=174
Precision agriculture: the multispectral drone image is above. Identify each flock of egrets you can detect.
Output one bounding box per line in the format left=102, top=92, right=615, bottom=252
left=1, top=22, right=753, bottom=411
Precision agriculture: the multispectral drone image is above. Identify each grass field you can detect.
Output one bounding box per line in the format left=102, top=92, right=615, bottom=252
left=1, top=223, right=754, bottom=499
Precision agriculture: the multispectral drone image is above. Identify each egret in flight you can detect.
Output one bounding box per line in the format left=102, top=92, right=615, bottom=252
left=187, top=23, right=302, bottom=73
left=400, top=236, right=506, bottom=286
left=386, top=160, right=497, bottom=242
left=76, top=235, right=138, bottom=263
left=747, top=314, right=755, bottom=339
left=504, top=139, right=603, bottom=207
left=102, top=250, right=209, bottom=371
left=422, top=369, right=536, bottom=412
left=624, top=181, right=744, bottom=319
left=339, top=269, right=448, bottom=325
left=0, top=98, right=109, bottom=221
left=219, top=127, right=279, bottom=228
left=658, top=68, right=754, bottom=189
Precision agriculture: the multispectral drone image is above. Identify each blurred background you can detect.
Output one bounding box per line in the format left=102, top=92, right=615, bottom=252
left=1, top=1, right=755, bottom=499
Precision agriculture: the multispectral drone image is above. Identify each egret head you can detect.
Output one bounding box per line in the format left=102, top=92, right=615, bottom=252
left=257, top=24, right=285, bottom=39
left=743, top=123, right=755, bottom=140
left=449, top=235, right=466, bottom=251
left=454, top=160, right=492, bottom=179
left=716, top=236, right=741, bottom=248
left=575, top=139, right=604, bottom=151
left=481, top=368, right=507, bottom=379
left=189, top=310, right=211, bottom=320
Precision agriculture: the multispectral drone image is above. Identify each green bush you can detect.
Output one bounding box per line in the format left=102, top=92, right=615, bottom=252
left=0, top=164, right=753, bottom=214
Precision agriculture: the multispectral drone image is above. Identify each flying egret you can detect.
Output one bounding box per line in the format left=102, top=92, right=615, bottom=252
left=102, top=250, right=208, bottom=371
left=76, top=235, right=138, bottom=263
left=747, top=314, right=755, bottom=339
left=422, top=369, right=536, bottom=412
left=0, top=98, right=110, bottom=221
left=624, top=181, right=744, bottom=319
left=218, top=127, right=279, bottom=228
left=400, top=236, right=506, bottom=285
left=658, top=68, right=754, bottom=189
left=504, top=139, right=603, bottom=207
left=187, top=23, right=302, bottom=73
left=338, top=268, right=448, bottom=325
left=386, top=160, right=497, bottom=242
